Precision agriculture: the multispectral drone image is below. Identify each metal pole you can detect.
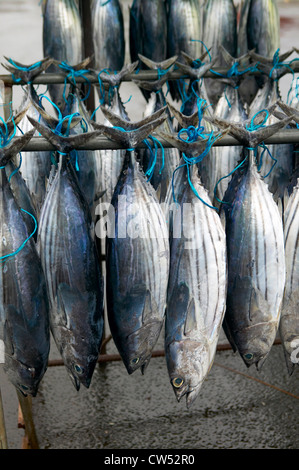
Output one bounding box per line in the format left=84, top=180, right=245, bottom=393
left=12, top=129, right=299, bottom=153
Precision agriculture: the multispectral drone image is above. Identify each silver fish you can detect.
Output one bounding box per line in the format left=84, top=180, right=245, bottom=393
left=279, top=179, right=299, bottom=375
left=92, top=0, right=125, bottom=72
left=0, top=130, right=50, bottom=397
left=202, top=0, right=237, bottom=107
left=165, top=162, right=227, bottom=408
left=106, top=150, right=170, bottom=374
left=249, top=77, right=294, bottom=214
left=14, top=88, right=52, bottom=218
left=218, top=119, right=290, bottom=369
left=166, top=0, right=203, bottom=102
left=28, top=117, right=104, bottom=391
left=237, top=0, right=280, bottom=104
left=42, top=0, right=83, bottom=113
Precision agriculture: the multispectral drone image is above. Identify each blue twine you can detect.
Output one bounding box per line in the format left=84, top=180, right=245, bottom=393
left=58, top=61, right=92, bottom=104
left=0, top=207, right=37, bottom=263
left=213, top=154, right=249, bottom=205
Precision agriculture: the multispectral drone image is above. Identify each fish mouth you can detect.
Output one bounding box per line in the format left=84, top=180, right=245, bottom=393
left=172, top=381, right=203, bottom=408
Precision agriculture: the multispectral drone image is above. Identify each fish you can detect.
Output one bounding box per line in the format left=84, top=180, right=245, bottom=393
left=279, top=179, right=299, bottom=375
left=248, top=56, right=295, bottom=214
left=132, top=56, right=181, bottom=202
left=237, top=0, right=280, bottom=104
left=129, top=0, right=168, bottom=101
left=0, top=129, right=50, bottom=397
left=13, top=87, right=52, bottom=218
left=27, top=116, right=105, bottom=391
left=166, top=0, right=203, bottom=102
left=202, top=0, right=237, bottom=107
left=92, top=0, right=125, bottom=73
left=61, top=84, right=99, bottom=214
left=42, top=0, right=83, bottom=113
left=215, top=118, right=292, bottom=369
left=106, top=150, right=170, bottom=375
left=165, top=162, right=227, bottom=408
left=197, top=48, right=248, bottom=207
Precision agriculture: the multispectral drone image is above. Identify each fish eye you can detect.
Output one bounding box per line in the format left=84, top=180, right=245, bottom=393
left=74, top=364, right=84, bottom=375
left=172, top=377, right=184, bottom=388
left=244, top=353, right=254, bottom=360
left=19, top=384, right=29, bottom=391
left=131, top=357, right=139, bottom=365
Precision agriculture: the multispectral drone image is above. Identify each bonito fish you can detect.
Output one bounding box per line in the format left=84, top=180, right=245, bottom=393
left=42, top=0, right=83, bottom=113
left=0, top=130, right=50, bottom=397
left=216, top=118, right=292, bottom=369
left=165, top=160, right=227, bottom=408
left=28, top=117, right=104, bottom=390
left=279, top=180, right=299, bottom=375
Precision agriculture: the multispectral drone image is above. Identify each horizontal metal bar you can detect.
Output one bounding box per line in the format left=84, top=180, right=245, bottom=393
left=14, top=129, right=299, bottom=152
left=1, top=62, right=299, bottom=86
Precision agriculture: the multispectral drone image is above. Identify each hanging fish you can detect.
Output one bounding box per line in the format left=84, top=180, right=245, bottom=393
left=129, top=0, right=168, bottom=101
left=237, top=0, right=280, bottom=104
left=132, top=55, right=181, bottom=202
left=0, top=129, right=50, bottom=397
left=214, top=116, right=293, bottom=369
left=166, top=0, right=203, bottom=102
left=27, top=117, right=105, bottom=391
left=61, top=83, right=100, bottom=214
left=97, top=113, right=169, bottom=374
left=92, top=0, right=125, bottom=73
left=42, top=0, right=83, bottom=112
left=279, top=180, right=299, bottom=375
left=106, top=151, right=170, bottom=375
left=202, top=0, right=237, bottom=107
left=164, top=157, right=227, bottom=408
left=198, top=48, right=249, bottom=207
left=247, top=51, right=295, bottom=214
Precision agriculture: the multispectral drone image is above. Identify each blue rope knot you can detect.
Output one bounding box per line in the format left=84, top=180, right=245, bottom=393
left=58, top=61, right=92, bottom=103
left=246, top=109, right=269, bottom=132
left=7, top=58, right=42, bottom=84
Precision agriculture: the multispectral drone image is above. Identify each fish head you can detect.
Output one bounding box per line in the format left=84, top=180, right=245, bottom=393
left=4, top=355, right=46, bottom=397
left=121, top=320, right=164, bottom=375
left=237, top=321, right=278, bottom=370
left=60, top=337, right=100, bottom=391
left=166, top=339, right=210, bottom=409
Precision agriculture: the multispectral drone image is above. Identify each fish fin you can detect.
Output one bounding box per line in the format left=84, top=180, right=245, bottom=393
left=167, top=101, right=199, bottom=129
left=142, top=291, right=160, bottom=324
left=100, top=103, right=167, bottom=131
left=181, top=49, right=212, bottom=66
left=27, top=116, right=101, bottom=153
left=249, top=287, right=273, bottom=323
left=0, top=129, right=35, bottom=166
left=94, top=115, right=167, bottom=149
left=29, top=98, right=82, bottom=132
left=138, top=54, right=178, bottom=71
left=184, top=298, right=197, bottom=337
left=175, top=58, right=217, bottom=80
left=2, top=56, right=53, bottom=83
left=133, top=74, right=172, bottom=93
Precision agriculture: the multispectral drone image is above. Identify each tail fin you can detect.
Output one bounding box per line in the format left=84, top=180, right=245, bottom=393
left=175, top=57, right=217, bottom=80
left=157, top=128, right=228, bottom=157
left=167, top=101, right=199, bottom=129
left=138, top=54, right=178, bottom=71
left=248, top=48, right=296, bottom=80
left=27, top=116, right=101, bottom=154
left=29, top=97, right=82, bottom=133
left=206, top=113, right=295, bottom=148
left=2, top=57, right=53, bottom=84
left=0, top=129, right=35, bottom=167
left=133, top=72, right=173, bottom=93
left=92, top=114, right=167, bottom=149
left=99, top=105, right=168, bottom=131
left=93, top=61, right=139, bottom=88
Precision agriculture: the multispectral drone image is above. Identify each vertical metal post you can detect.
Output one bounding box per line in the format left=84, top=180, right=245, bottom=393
left=0, top=387, right=8, bottom=449
left=79, top=0, right=95, bottom=114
